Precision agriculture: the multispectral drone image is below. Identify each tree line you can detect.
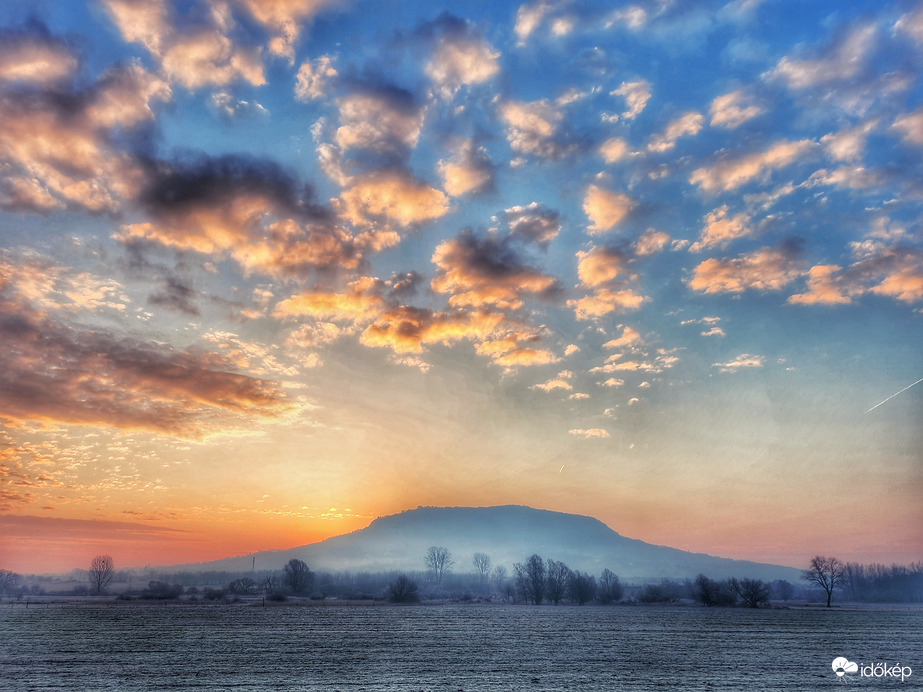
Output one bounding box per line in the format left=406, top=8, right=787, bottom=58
left=2, top=551, right=920, bottom=605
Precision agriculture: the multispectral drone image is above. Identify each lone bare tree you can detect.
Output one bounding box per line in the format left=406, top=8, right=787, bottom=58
left=472, top=553, right=492, bottom=582
left=425, top=546, right=454, bottom=584
left=802, top=555, right=848, bottom=607
left=283, top=558, right=314, bottom=595
left=89, top=555, right=114, bottom=594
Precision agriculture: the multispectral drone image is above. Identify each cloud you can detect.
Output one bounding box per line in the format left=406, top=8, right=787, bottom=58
left=569, top=428, right=610, bottom=439
left=499, top=98, right=577, bottom=160
left=648, top=111, right=704, bottom=152
left=568, top=287, right=647, bottom=320
left=599, top=137, right=629, bottom=163
left=712, top=353, right=765, bottom=373
left=273, top=277, right=386, bottom=326
left=514, top=0, right=553, bottom=45
left=611, top=80, right=651, bottom=120
left=634, top=229, right=672, bottom=256
left=892, top=110, right=923, bottom=145
left=709, top=90, right=762, bottom=128
left=0, top=281, right=293, bottom=438
left=431, top=230, right=561, bottom=310
left=583, top=185, right=635, bottom=234
left=590, top=350, right=680, bottom=375
left=603, top=326, right=642, bottom=350
left=787, top=264, right=856, bottom=306
left=767, top=24, right=876, bottom=90
left=0, top=23, right=78, bottom=85
left=232, top=0, right=335, bottom=61
left=438, top=140, right=495, bottom=197
left=423, top=16, right=500, bottom=98
left=0, top=59, right=169, bottom=213
left=294, top=55, right=337, bottom=101
left=336, top=169, right=449, bottom=228
left=689, top=139, right=815, bottom=192
left=575, top=246, right=629, bottom=287
left=688, top=245, right=804, bottom=294
left=532, top=371, right=574, bottom=392
left=334, top=85, right=425, bottom=158
left=894, top=7, right=923, bottom=42
left=119, top=154, right=361, bottom=278
left=503, top=203, right=561, bottom=248
left=690, top=205, right=752, bottom=252
left=821, top=119, right=878, bottom=161
left=102, top=0, right=265, bottom=89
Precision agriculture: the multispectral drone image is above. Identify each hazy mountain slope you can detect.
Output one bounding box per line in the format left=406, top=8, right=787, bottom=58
left=175, top=505, right=802, bottom=583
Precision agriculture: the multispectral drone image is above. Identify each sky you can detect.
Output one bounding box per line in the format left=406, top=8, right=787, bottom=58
left=0, top=0, right=921, bottom=576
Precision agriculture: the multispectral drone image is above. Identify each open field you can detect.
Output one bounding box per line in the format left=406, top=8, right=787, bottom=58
left=2, top=601, right=920, bottom=690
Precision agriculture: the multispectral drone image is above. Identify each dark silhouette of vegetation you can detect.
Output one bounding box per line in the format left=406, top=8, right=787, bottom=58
left=693, top=574, right=736, bottom=606
left=140, top=581, right=184, bottom=599
left=228, top=577, right=258, bottom=595
left=514, top=554, right=546, bottom=604
left=597, top=569, right=623, bottom=604
left=387, top=574, right=420, bottom=602
left=0, top=569, right=20, bottom=596
left=425, top=546, right=454, bottom=584
left=728, top=578, right=771, bottom=608
left=544, top=559, right=571, bottom=605
left=843, top=562, right=923, bottom=603
left=88, top=555, right=114, bottom=594
left=569, top=570, right=597, bottom=605
left=283, top=559, right=314, bottom=595
left=771, top=579, right=795, bottom=601
left=802, top=555, right=848, bottom=607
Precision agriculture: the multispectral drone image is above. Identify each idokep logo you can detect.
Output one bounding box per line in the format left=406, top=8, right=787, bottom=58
left=832, top=657, right=858, bottom=677
left=832, top=657, right=913, bottom=682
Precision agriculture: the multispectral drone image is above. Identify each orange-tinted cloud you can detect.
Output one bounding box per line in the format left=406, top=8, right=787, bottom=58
left=336, top=169, right=449, bottom=228
left=0, top=26, right=77, bottom=85
left=232, top=0, right=336, bottom=61
left=102, top=0, right=265, bottom=89
left=688, top=246, right=804, bottom=294
left=690, top=205, right=752, bottom=252
left=119, top=155, right=361, bottom=278
left=689, top=139, right=815, bottom=193
left=0, top=56, right=168, bottom=213
left=647, top=111, right=704, bottom=152
left=499, top=98, right=575, bottom=159
left=583, top=185, right=634, bottom=234
left=438, top=139, right=495, bottom=197
left=709, top=90, right=762, bottom=128
left=431, top=231, right=561, bottom=310
left=0, top=279, right=293, bottom=438
left=425, top=19, right=500, bottom=98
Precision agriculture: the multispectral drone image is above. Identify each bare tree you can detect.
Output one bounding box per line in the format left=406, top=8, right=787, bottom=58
left=472, top=553, right=492, bottom=581
left=545, top=559, right=571, bottom=605
left=283, top=558, right=314, bottom=595
left=88, top=555, right=114, bottom=594
left=425, top=546, right=454, bottom=584
left=597, top=568, right=623, bottom=604
left=802, top=555, right=848, bottom=607
left=514, top=554, right=545, bottom=604
left=728, top=577, right=771, bottom=608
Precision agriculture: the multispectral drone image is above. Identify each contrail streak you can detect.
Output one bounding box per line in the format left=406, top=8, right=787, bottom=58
left=865, top=376, right=923, bottom=414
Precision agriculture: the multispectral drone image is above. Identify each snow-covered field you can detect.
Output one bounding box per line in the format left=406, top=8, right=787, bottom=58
left=2, top=602, right=920, bottom=690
